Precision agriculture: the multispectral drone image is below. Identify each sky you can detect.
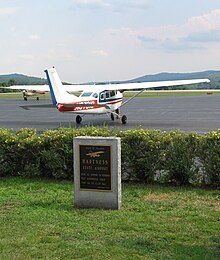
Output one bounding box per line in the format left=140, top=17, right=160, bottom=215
left=0, top=0, right=220, bottom=83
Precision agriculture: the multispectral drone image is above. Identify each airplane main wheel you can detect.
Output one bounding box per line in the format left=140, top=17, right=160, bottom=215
left=76, top=115, right=82, bottom=124
left=36, top=97, right=39, bottom=101
left=24, top=97, right=27, bottom=101
left=111, top=113, right=114, bottom=121
left=121, top=115, right=127, bottom=124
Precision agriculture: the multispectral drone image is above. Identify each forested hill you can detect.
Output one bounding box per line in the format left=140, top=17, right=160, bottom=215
left=1, top=70, right=220, bottom=89
left=124, top=70, right=220, bottom=89
left=0, top=73, right=47, bottom=85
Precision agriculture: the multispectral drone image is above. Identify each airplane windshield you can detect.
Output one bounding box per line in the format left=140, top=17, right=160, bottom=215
left=92, top=93, right=98, bottom=98
left=80, top=92, right=93, bottom=97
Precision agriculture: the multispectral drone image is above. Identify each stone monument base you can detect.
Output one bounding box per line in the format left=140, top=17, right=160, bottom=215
left=73, top=136, right=121, bottom=210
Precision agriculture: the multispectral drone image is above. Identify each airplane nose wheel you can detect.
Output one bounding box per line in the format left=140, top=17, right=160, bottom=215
left=121, top=115, right=127, bottom=124
left=76, top=115, right=82, bottom=124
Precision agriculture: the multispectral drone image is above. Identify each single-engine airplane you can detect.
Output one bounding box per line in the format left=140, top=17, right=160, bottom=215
left=9, top=67, right=210, bottom=124
left=22, top=89, right=47, bottom=101
left=6, top=85, right=50, bottom=101
left=8, top=85, right=49, bottom=100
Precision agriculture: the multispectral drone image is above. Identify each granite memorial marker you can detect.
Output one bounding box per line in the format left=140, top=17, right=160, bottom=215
left=74, top=136, right=121, bottom=209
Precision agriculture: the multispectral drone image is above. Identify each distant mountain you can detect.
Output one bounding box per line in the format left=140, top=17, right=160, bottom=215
left=127, top=70, right=220, bottom=82
left=1, top=70, right=220, bottom=89
left=120, top=70, right=220, bottom=89
left=84, top=70, right=220, bottom=89
left=0, top=73, right=47, bottom=85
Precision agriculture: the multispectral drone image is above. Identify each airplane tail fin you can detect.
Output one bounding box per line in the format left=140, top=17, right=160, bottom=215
left=44, top=67, right=77, bottom=105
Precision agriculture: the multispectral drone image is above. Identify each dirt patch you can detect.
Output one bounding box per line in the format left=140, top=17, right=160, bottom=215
left=144, top=193, right=173, bottom=202
left=0, top=204, right=15, bottom=214
left=214, top=201, right=220, bottom=212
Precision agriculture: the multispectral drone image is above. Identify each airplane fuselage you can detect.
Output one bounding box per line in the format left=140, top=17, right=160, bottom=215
left=57, top=90, right=123, bottom=114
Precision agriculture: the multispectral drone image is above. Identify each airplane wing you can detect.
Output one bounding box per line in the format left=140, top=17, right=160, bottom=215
left=6, top=85, right=50, bottom=91
left=5, top=78, right=210, bottom=92
left=63, top=78, right=210, bottom=92
left=6, top=84, right=92, bottom=92
left=98, top=79, right=210, bottom=92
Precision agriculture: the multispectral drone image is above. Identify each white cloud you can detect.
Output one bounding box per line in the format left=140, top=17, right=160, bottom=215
left=136, top=9, right=220, bottom=51
left=115, top=0, right=150, bottom=10
left=186, top=9, right=220, bottom=32
left=0, top=7, right=17, bottom=15
left=92, top=49, right=108, bottom=57
left=71, top=0, right=149, bottom=12
left=28, top=34, right=40, bottom=40
left=19, top=54, right=35, bottom=61
left=72, top=0, right=111, bottom=11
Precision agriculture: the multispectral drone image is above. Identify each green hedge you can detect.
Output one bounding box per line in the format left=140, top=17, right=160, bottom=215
left=0, top=127, right=220, bottom=187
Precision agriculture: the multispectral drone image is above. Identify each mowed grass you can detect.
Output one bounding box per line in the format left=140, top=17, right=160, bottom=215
left=0, top=177, right=219, bottom=259
left=123, top=90, right=220, bottom=98
left=0, top=92, right=51, bottom=99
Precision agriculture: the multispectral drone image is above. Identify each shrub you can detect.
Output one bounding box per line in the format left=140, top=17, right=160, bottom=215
left=118, top=129, right=164, bottom=183
left=161, top=131, right=200, bottom=185
left=198, top=131, right=220, bottom=187
left=0, top=127, right=219, bottom=187
left=0, top=128, right=15, bottom=176
left=13, top=128, right=41, bottom=176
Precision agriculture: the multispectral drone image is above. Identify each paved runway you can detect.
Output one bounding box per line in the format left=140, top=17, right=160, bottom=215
left=1, top=96, right=220, bottom=133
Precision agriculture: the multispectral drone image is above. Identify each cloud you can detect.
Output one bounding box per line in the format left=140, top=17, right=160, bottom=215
left=92, top=49, right=108, bottom=57
left=186, top=29, right=220, bottom=43
left=186, top=9, right=220, bottom=32
left=28, top=34, right=41, bottom=40
left=0, top=7, right=17, bottom=16
left=72, top=0, right=111, bottom=11
left=19, top=54, right=35, bottom=61
left=119, top=0, right=150, bottom=10
left=137, top=35, right=158, bottom=43
left=136, top=9, right=220, bottom=52
left=71, top=0, right=149, bottom=12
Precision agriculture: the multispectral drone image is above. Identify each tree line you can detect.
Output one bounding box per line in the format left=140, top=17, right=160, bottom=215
left=0, top=80, right=17, bottom=93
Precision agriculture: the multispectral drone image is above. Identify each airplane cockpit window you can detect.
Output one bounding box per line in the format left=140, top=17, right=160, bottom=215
left=80, top=92, right=92, bottom=97
left=110, top=90, right=116, bottom=97
left=100, top=93, right=105, bottom=100
left=100, top=91, right=116, bottom=100
left=92, top=93, right=98, bottom=98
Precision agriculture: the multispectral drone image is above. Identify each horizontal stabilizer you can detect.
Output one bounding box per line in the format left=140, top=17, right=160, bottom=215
left=20, top=104, right=54, bottom=110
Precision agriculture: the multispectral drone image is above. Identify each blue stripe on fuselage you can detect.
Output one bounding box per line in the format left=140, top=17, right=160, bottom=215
left=44, top=69, right=57, bottom=106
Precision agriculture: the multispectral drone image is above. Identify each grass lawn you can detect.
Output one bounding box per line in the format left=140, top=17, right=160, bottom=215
left=0, top=177, right=219, bottom=259
left=0, top=92, right=51, bottom=99
left=123, top=90, right=220, bottom=98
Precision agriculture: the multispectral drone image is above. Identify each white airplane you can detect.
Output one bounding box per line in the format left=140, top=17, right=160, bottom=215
left=9, top=67, right=210, bottom=124
left=7, top=85, right=49, bottom=100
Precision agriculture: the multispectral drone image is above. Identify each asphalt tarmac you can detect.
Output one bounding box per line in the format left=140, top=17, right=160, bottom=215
left=1, top=95, right=220, bottom=133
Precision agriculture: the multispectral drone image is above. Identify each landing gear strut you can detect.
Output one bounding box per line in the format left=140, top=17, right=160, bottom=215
left=110, top=109, right=127, bottom=124
left=76, top=115, right=82, bottom=124
left=115, top=108, right=120, bottom=119
left=23, top=91, right=27, bottom=101
left=115, top=108, right=127, bottom=124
